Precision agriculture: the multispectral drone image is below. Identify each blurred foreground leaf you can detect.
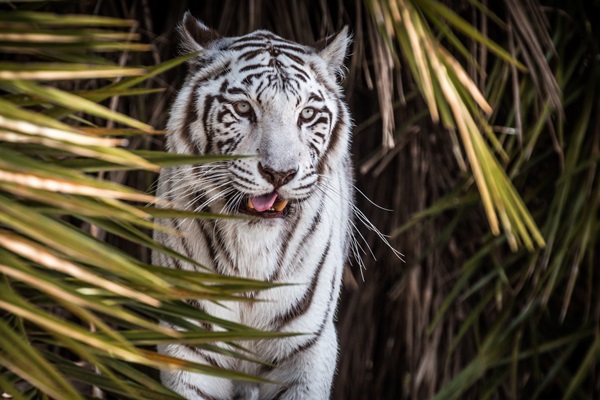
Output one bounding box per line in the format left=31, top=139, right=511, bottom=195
left=0, top=6, right=284, bottom=399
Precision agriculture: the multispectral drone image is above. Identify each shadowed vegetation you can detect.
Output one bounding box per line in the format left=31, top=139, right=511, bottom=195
left=0, top=0, right=598, bottom=399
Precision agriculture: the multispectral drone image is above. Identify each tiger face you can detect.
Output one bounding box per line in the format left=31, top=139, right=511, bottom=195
left=167, top=15, right=351, bottom=220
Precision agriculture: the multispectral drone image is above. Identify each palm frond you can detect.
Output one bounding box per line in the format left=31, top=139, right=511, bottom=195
left=365, top=0, right=545, bottom=250
left=0, top=6, right=285, bottom=399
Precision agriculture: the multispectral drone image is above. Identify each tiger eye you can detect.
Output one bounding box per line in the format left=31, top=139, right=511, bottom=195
left=301, top=107, right=316, bottom=121
left=233, top=101, right=252, bottom=115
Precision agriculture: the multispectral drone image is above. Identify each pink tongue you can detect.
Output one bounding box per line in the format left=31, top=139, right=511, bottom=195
left=251, top=192, right=278, bottom=212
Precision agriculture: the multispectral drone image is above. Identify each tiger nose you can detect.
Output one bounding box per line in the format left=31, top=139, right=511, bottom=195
left=258, top=163, right=298, bottom=188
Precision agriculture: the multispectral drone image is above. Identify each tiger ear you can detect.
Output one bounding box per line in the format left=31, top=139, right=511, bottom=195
left=179, top=11, right=221, bottom=52
left=315, top=26, right=351, bottom=76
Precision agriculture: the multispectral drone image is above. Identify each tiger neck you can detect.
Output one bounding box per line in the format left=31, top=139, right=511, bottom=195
left=202, top=190, right=324, bottom=282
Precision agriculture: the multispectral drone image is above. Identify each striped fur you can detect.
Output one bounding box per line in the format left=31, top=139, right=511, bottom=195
left=153, top=13, right=353, bottom=400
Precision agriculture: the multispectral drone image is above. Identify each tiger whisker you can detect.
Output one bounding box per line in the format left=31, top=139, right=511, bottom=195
left=194, top=186, right=235, bottom=212
left=316, top=176, right=404, bottom=264
left=312, top=182, right=369, bottom=270
left=223, top=191, right=245, bottom=215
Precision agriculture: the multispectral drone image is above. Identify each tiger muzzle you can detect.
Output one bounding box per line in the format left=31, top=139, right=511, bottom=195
left=258, top=162, right=298, bottom=188
left=243, top=191, right=290, bottom=218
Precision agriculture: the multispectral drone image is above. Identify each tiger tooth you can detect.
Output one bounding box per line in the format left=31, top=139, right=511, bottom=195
left=247, top=198, right=255, bottom=210
left=273, top=199, right=288, bottom=212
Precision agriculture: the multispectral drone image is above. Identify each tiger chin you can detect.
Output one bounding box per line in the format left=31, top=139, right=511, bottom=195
left=153, top=12, right=353, bottom=400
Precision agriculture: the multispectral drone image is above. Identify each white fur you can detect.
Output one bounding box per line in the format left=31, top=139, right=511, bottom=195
left=154, top=16, right=352, bottom=400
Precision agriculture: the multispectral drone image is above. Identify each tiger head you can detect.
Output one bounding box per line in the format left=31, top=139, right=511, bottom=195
left=166, top=13, right=351, bottom=220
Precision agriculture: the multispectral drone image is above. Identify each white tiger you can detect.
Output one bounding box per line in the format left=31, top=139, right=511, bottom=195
left=153, top=12, right=353, bottom=400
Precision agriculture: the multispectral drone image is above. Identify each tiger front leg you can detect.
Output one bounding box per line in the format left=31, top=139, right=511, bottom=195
left=260, top=320, right=338, bottom=400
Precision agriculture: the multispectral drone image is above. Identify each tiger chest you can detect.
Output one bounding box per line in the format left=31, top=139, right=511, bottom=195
left=198, top=207, right=344, bottom=335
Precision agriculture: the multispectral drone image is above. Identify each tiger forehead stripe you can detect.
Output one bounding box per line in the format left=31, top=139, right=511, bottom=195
left=226, top=87, right=246, bottom=95
left=230, top=40, right=306, bottom=52
left=237, top=49, right=307, bottom=68
left=239, top=63, right=268, bottom=73
left=288, top=63, right=310, bottom=81
left=230, top=31, right=307, bottom=48
left=308, top=93, right=324, bottom=102
left=230, top=41, right=309, bottom=68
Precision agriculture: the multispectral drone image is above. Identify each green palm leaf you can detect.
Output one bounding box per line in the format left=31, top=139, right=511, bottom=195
left=0, top=7, right=284, bottom=399
left=366, top=0, right=544, bottom=250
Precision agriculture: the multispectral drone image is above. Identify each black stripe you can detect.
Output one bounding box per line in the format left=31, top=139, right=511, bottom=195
left=226, top=86, right=246, bottom=95
left=215, top=109, right=228, bottom=124
left=184, top=300, right=214, bottom=331
left=199, top=220, right=237, bottom=275
left=230, top=163, right=252, bottom=177
left=313, top=130, right=326, bottom=139
left=212, top=61, right=231, bottom=80
left=184, top=383, right=223, bottom=400
left=157, top=216, right=198, bottom=269
left=272, top=239, right=331, bottom=330
left=239, top=48, right=265, bottom=61
left=229, top=42, right=267, bottom=51
left=219, top=80, right=229, bottom=93
left=280, top=51, right=306, bottom=66
left=180, top=82, right=201, bottom=155
left=214, top=224, right=238, bottom=274
left=185, top=298, right=206, bottom=312
left=180, top=64, right=233, bottom=155
left=270, top=192, right=325, bottom=281
left=239, top=63, right=266, bottom=73
left=308, top=93, right=324, bottom=102
left=196, top=220, right=222, bottom=274
left=173, top=217, right=196, bottom=257
left=230, top=170, right=258, bottom=189
left=256, top=33, right=297, bottom=44
left=191, top=190, right=211, bottom=212
left=292, top=72, right=307, bottom=83
left=232, top=33, right=306, bottom=50
left=241, top=72, right=269, bottom=86
left=182, top=345, right=220, bottom=366
left=307, top=116, right=329, bottom=129
left=171, top=257, right=184, bottom=270
left=294, top=181, right=316, bottom=192
left=201, top=95, right=217, bottom=154
left=274, top=43, right=308, bottom=54
left=308, top=142, right=320, bottom=159
left=268, top=224, right=297, bottom=282
left=318, top=100, right=346, bottom=175
left=217, top=136, right=242, bottom=153
left=230, top=33, right=303, bottom=48
left=254, top=79, right=268, bottom=98
left=262, top=228, right=340, bottom=373
left=297, top=171, right=316, bottom=183
left=269, top=272, right=337, bottom=371
left=281, top=79, right=301, bottom=98
left=272, top=384, right=294, bottom=400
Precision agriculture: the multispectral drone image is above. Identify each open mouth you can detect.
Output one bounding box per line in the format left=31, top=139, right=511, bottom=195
left=241, top=191, right=290, bottom=218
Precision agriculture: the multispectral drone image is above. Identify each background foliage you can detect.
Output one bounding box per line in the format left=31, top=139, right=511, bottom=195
left=1, top=0, right=598, bottom=399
